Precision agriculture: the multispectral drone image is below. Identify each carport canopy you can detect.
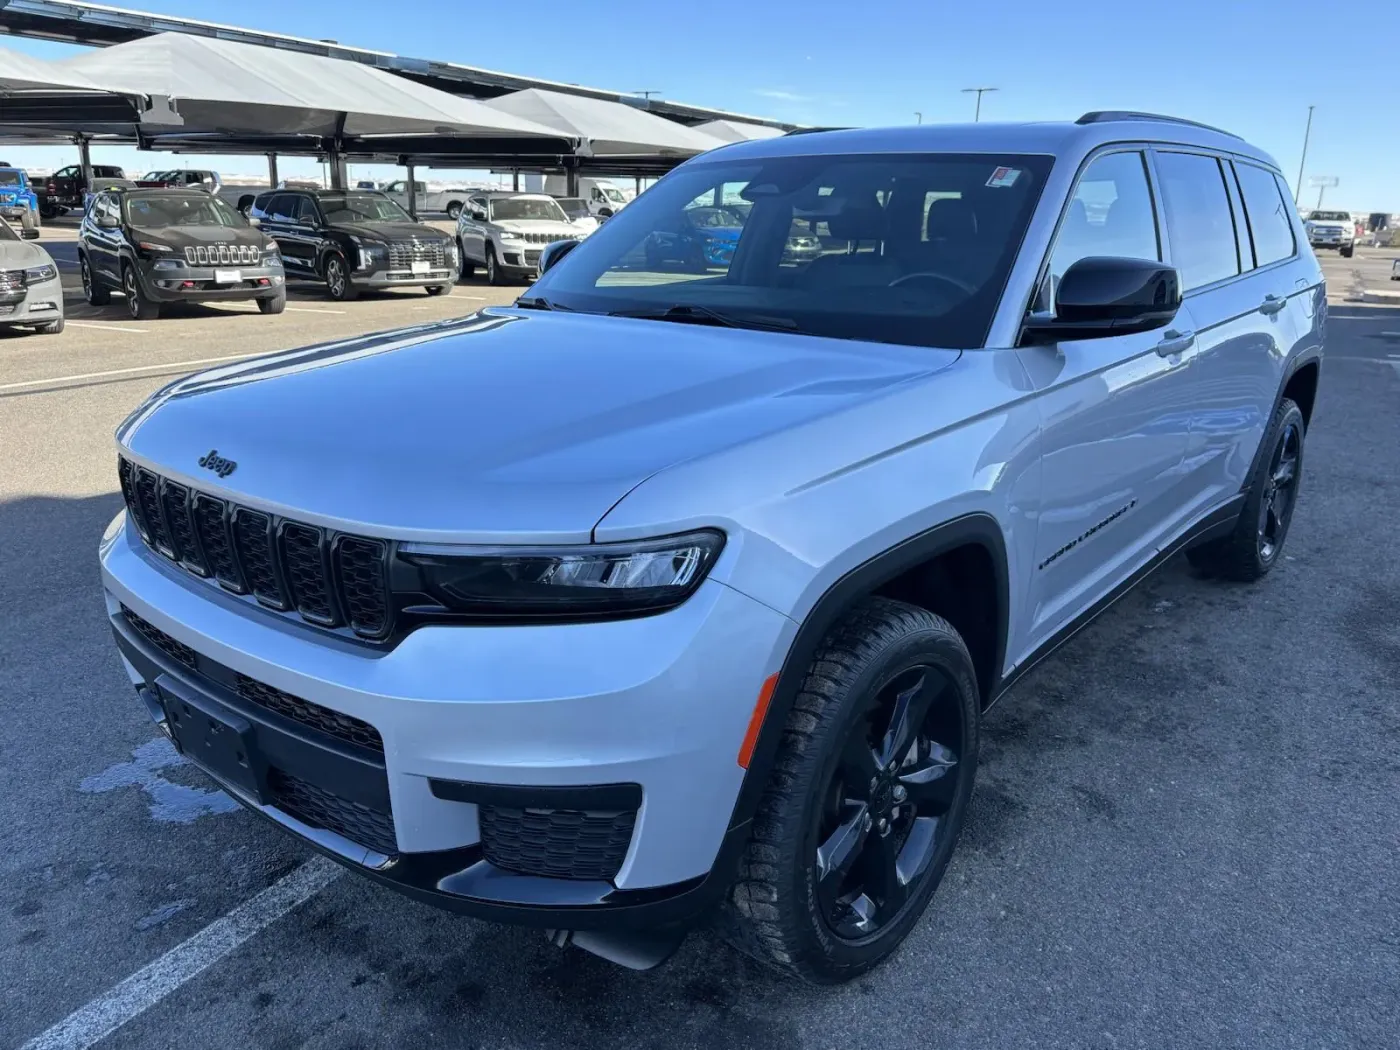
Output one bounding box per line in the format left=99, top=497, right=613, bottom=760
left=693, top=119, right=787, bottom=143
left=484, top=89, right=724, bottom=158
left=51, top=33, right=573, bottom=145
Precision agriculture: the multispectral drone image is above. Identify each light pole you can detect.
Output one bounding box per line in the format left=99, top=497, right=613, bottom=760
left=961, top=86, right=998, bottom=122
left=1294, top=104, right=1314, bottom=206
left=914, top=111, right=922, bottom=124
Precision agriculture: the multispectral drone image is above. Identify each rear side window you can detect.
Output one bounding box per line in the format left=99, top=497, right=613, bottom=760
left=1154, top=151, right=1240, bottom=291
left=1049, top=150, right=1160, bottom=283
left=1234, top=162, right=1297, bottom=267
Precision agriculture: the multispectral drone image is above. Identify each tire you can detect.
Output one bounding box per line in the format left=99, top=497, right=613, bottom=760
left=257, top=289, right=286, bottom=314
left=445, top=201, right=462, bottom=220
left=1339, top=245, right=1354, bottom=258
left=80, top=254, right=110, bottom=306
left=40, top=203, right=58, bottom=220
left=1186, top=397, right=1305, bottom=581
left=725, top=597, right=980, bottom=984
left=425, top=285, right=449, bottom=296
left=122, top=264, right=160, bottom=320
left=485, top=245, right=503, bottom=286
left=20, top=208, right=36, bottom=235
left=457, top=238, right=474, bottom=278
left=40, top=316, right=64, bottom=335
left=322, top=252, right=357, bottom=301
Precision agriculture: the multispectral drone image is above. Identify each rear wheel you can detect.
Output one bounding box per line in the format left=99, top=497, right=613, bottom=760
left=322, top=252, right=357, bottom=301
left=257, top=289, right=286, bottom=314
left=80, top=254, right=110, bottom=306
left=457, top=238, right=474, bottom=278
left=726, top=597, right=979, bottom=983
left=445, top=201, right=462, bottom=220
left=1187, top=397, right=1305, bottom=581
left=122, top=264, right=160, bottom=320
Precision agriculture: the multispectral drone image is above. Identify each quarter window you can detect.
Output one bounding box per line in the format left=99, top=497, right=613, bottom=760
left=1049, top=151, right=1160, bottom=286
left=1234, top=162, right=1297, bottom=267
left=1154, top=151, right=1241, bottom=291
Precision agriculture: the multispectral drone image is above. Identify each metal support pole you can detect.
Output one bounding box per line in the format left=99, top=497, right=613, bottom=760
left=1294, top=105, right=1314, bottom=206
left=405, top=161, right=418, bottom=220
left=512, top=169, right=519, bottom=191
left=635, top=177, right=641, bottom=196
left=566, top=168, right=579, bottom=197
left=328, top=147, right=347, bottom=190
left=267, top=152, right=279, bottom=189
left=77, top=135, right=93, bottom=197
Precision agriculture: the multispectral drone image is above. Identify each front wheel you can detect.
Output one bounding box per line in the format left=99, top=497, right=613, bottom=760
left=122, top=265, right=160, bottom=320
left=425, top=285, right=449, bottom=296
left=1187, top=397, right=1305, bottom=581
left=485, top=245, right=503, bottom=286
left=726, top=597, right=979, bottom=984
left=1339, top=245, right=1354, bottom=258
left=322, top=252, right=357, bottom=301
left=257, top=289, right=286, bottom=314
left=20, top=208, right=36, bottom=235
left=40, top=316, right=64, bottom=335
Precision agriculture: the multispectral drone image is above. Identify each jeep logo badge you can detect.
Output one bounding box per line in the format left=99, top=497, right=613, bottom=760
left=198, top=449, right=237, bottom=478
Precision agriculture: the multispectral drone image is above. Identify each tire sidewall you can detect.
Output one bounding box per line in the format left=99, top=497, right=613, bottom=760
left=123, top=267, right=141, bottom=319
left=1248, top=400, right=1306, bottom=571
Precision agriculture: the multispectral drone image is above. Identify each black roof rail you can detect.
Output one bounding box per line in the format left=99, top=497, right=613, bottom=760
left=1075, top=111, right=1241, bottom=140
left=784, top=126, right=852, bottom=136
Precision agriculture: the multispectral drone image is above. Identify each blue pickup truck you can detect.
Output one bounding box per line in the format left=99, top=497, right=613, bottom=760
left=0, top=168, right=41, bottom=233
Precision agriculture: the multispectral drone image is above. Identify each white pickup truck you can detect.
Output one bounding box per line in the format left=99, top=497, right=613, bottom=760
left=1304, top=210, right=1355, bottom=257
left=378, top=180, right=473, bottom=219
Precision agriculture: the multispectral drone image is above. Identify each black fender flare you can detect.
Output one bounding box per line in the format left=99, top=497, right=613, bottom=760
left=1240, top=348, right=1323, bottom=493
left=724, top=512, right=1010, bottom=838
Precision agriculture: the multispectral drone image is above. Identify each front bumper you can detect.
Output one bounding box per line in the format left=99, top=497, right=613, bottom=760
left=354, top=268, right=456, bottom=289
left=99, top=513, right=790, bottom=927
left=0, top=275, right=63, bottom=325
left=143, top=261, right=285, bottom=303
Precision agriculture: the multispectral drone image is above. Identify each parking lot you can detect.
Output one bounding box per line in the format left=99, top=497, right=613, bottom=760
left=3, top=229, right=1398, bottom=1050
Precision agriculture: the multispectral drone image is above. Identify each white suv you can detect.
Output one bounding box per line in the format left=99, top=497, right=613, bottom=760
left=455, top=192, right=591, bottom=285
left=1304, top=210, right=1355, bottom=257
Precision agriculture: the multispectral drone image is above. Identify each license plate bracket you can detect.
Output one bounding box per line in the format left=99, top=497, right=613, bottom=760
left=158, top=675, right=267, bottom=803
left=214, top=268, right=242, bottom=285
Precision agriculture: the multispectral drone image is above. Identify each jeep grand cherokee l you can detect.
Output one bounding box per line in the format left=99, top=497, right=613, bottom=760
left=101, top=113, right=1323, bottom=983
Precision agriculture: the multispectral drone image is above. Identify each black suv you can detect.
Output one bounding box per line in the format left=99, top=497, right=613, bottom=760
left=79, top=187, right=285, bottom=320
left=249, top=188, right=457, bottom=301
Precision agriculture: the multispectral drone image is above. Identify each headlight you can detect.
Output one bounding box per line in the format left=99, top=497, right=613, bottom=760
left=398, top=530, right=724, bottom=620
left=498, top=230, right=522, bottom=242
left=137, top=241, right=174, bottom=254
left=23, top=264, right=57, bottom=284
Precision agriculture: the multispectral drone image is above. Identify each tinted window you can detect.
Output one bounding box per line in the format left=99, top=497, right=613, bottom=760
left=268, top=194, right=299, bottom=222
left=1049, top=151, right=1159, bottom=285
left=1235, top=163, right=1297, bottom=266
left=295, top=197, right=320, bottom=224
left=531, top=152, right=1053, bottom=349
left=1154, top=152, right=1240, bottom=290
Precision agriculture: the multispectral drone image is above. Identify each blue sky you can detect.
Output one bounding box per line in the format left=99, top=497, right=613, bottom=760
left=4, top=0, right=1397, bottom=208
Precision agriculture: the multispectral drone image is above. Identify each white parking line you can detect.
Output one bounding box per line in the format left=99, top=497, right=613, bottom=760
left=285, top=306, right=345, bottom=314
left=18, top=858, right=341, bottom=1050
left=65, top=322, right=149, bottom=334
left=0, top=352, right=258, bottom=393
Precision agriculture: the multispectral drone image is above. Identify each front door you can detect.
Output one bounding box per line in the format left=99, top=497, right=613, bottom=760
left=1020, top=149, right=1201, bottom=652
left=460, top=197, right=488, bottom=262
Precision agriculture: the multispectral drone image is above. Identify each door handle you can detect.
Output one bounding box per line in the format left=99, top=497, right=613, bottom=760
left=1260, top=294, right=1288, bottom=316
left=1154, top=328, right=1196, bottom=357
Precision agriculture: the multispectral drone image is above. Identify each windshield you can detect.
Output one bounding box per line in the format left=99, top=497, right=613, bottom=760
left=319, top=194, right=413, bottom=223
left=490, top=197, right=569, bottom=223
left=124, top=194, right=247, bottom=228
left=0, top=170, right=22, bottom=186
left=529, top=152, right=1052, bottom=349
left=1307, top=211, right=1349, bottom=222
left=602, top=187, right=626, bottom=203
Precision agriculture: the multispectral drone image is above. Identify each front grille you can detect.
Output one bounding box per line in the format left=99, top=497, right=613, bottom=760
left=268, top=768, right=397, bottom=856
left=387, top=239, right=447, bottom=271
left=479, top=805, right=636, bottom=881
left=183, top=244, right=260, bottom=266
left=517, top=232, right=573, bottom=246
left=118, top=458, right=391, bottom=639
left=0, top=270, right=22, bottom=292
left=235, top=673, right=383, bottom=755
left=122, top=606, right=197, bottom=670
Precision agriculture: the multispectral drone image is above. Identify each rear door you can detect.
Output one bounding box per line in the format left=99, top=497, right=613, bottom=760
left=1151, top=150, right=1293, bottom=512
left=1023, top=149, right=1200, bottom=646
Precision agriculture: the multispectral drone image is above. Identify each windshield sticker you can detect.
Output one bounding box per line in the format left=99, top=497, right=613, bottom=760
left=986, top=166, right=1022, bottom=188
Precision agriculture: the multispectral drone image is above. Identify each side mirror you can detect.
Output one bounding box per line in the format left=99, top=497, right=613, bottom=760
left=1023, top=256, right=1180, bottom=343
left=469, top=208, right=486, bottom=221
left=299, top=216, right=315, bottom=227
left=538, top=238, right=580, bottom=275
left=97, top=214, right=119, bottom=229
left=248, top=217, right=261, bottom=227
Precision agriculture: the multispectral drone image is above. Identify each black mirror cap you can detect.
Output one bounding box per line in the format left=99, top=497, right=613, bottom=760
left=538, top=238, right=580, bottom=275
left=1026, top=256, right=1181, bottom=342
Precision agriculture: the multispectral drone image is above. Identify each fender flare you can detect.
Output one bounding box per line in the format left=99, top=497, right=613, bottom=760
left=1240, top=347, right=1323, bottom=493
left=724, top=512, right=1010, bottom=837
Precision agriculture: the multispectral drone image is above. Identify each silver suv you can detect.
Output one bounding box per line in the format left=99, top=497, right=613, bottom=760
left=100, top=112, right=1323, bottom=984
left=455, top=191, right=589, bottom=285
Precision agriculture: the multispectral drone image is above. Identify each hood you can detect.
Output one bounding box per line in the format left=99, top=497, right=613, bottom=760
left=0, top=239, right=50, bottom=266
left=328, top=220, right=449, bottom=242
left=495, top=219, right=579, bottom=236
left=130, top=223, right=265, bottom=248
left=116, top=311, right=959, bottom=543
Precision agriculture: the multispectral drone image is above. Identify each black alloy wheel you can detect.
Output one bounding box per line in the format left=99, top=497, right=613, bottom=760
left=123, top=265, right=159, bottom=320
left=812, top=663, right=965, bottom=941
left=81, top=255, right=109, bottom=306
left=1258, top=419, right=1301, bottom=563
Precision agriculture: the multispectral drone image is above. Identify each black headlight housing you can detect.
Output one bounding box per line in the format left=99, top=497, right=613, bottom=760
left=395, top=530, right=725, bottom=623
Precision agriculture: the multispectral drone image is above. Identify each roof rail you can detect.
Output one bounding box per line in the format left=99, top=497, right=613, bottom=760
left=784, top=127, right=852, bottom=136
left=1075, top=111, right=1241, bottom=140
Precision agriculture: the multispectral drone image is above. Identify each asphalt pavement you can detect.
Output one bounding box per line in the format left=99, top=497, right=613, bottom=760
left=2, top=240, right=1397, bottom=1050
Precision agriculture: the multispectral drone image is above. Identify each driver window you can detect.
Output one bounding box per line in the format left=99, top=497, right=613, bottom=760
left=269, top=195, right=297, bottom=223
left=1047, top=151, right=1160, bottom=301
left=295, top=197, right=320, bottom=225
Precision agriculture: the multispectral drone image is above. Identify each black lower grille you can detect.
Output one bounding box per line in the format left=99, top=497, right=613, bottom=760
left=479, top=805, right=636, bottom=881
left=268, top=768, right=397, bottom=855
left=122, top=607, right=197, bottom=670
left=235, top=674, right=384, bottom=755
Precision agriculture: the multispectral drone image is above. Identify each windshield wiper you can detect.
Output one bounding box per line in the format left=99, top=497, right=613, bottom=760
left=514, top=295, right=573, bottom=311
left=609, top=304, right=797, bottom=332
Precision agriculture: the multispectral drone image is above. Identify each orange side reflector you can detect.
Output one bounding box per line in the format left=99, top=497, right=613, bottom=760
left=737, top=673, right=780, bottom=769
